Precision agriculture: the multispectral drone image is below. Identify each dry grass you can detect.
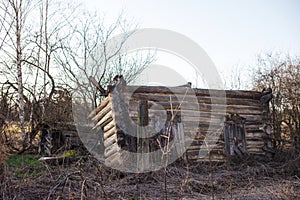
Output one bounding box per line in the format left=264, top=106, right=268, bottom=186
left=0, top=123, right=41, bottom=154
left=0, top=153, right=299, bottom=200
left=1, top=124, right=300, bottom=199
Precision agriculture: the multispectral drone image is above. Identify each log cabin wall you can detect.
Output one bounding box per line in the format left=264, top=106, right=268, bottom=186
left=89, top=83, right=273, bottom=163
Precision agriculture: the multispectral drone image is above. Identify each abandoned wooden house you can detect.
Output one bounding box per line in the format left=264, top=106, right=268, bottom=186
left=88, top=77, right=273, bottom=169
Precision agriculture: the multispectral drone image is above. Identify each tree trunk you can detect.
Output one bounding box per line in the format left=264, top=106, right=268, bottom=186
left=14, top=0, right=26, bottom=144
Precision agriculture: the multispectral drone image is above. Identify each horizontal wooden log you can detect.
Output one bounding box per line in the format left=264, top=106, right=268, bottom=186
left=246, top=132, right=265, bottom=138
left=94, top=111, right=113, bottom=129
left=187, top=128, right=264, bottom=134
left=103, top=120, right=116, bottom=132
left=103, top=127, right=117, bottom=140
left=88, top=97, right=110, bottom=119
left=127, top=97, right=264, bottom=111
left=129, top=116, right=259, bottom=127
left=166, top=124, right=265, bottom=135
left=197, top=96, right=261, bottom=106
left=128, top=104, right=263, bottom=116
left=184, top=122, right=264, bottom=130
left=104, top=134, right=118, bottom=148
left=126, top=93, right=262, bottom=107
left=246, top=140, right=264, bottom=147
left=104, top=142, right=121, bottom=158
left=245, top=127, right=265, bottom=132
left=91, top=102, right=112, bottom=122
left=187, top=145, right=224, bottom=152
left=185, top=136, right=266, bottom=146
left=150, top=112, right=262, bottom=122
left=123, top=86, right=262, bottom=99
left=182, top=133, right=266, bottom=146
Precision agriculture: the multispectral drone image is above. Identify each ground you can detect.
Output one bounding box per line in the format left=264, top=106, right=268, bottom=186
left=1, top=152, right=300, bottom=200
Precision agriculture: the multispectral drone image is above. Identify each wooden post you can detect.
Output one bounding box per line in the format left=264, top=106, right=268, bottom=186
left=224, top=123, right=230, bottom=157
left=137, top=100, right=149, bottom=171
left=139, top=100, right=149, bottom=126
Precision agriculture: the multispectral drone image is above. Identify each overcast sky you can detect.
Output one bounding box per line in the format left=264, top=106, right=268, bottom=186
left=79, top=0, right=300, bottom=88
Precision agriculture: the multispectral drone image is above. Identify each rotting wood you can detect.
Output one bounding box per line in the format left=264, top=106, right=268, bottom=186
left=88, top=97, right=110, bottom=119
left=104, top=142, right=121, bottom=158
left=127, top=93, right=262, bottom=106
left=128, top=103, right=263, bottom=115
left=91, top=102, right=112, bottom=122
left=130, top=110, right=264, bottom=122
left=123, top=86, right=262, bottom=99
left=89, top=83, right=272, bottom=164
left=94, top=112, right=113, bottom=129
left=103, top=127, right=118, bottom=140
left=103, top=120, right=115, bottom=132
left=104, top=134, right=118, bottom=148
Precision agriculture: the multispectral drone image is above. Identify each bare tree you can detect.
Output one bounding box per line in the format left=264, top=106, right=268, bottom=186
left=0, top=0, right=78, bottom=150
left=0, top=0, right=153, bottom=152
left=223, top=64, right=252, bottom=90
left=252, top=52, right=300, bottom=150
left=0, top=0, right=13, bottom=50
left=0, top=0, right=34, bottom=144
left=54, top=12, right=154, bottom=109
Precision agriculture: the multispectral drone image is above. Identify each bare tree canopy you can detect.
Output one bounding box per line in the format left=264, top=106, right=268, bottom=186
left=252, top=52, right=300, bottom=150
left=0, top=0, right=153, bottom=152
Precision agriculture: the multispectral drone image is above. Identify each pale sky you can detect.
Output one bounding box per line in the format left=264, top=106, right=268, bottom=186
left=79, top=0, right=300, bottom=88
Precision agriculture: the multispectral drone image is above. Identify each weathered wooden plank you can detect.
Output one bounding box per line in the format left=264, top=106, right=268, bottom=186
left=103, top=127, right=117, bottom=140
left=91, top=102, right=112, bottom=122
left=246, top=140, right=265, bottom=147
left=180, top=122, right=265, bottom=133
left=124, top=86, right=206, bottom=96
left=187, top=145, right=225, bottom=151
left=104, top=142, right=121, bottom=158
left=139, top=111, right=264, bottom=123
left=127, top=98, right=264, bottom=112
left=129, top=117, right=263, bottom=127
left=197, top=96, right=262, bottom=106
left=88, top=97, right=110, bottom=119
left=185, top=127, right=264, bottom=134
left=123, top=86, right=262, bottom=99
left=104, top=133, right=118, bottom=148
left=128, top=103, right=263, bottom=116
left=94, top=111, right=113, bottom=129
left=246, top=132, right=265, bottom=138
left=126, top=93, right=262, bottom=107
left=103, top=120, right=116, bottom=132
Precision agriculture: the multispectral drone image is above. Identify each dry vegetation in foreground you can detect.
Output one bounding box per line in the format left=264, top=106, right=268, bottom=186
left=0, top=151, right=300, bottom=200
